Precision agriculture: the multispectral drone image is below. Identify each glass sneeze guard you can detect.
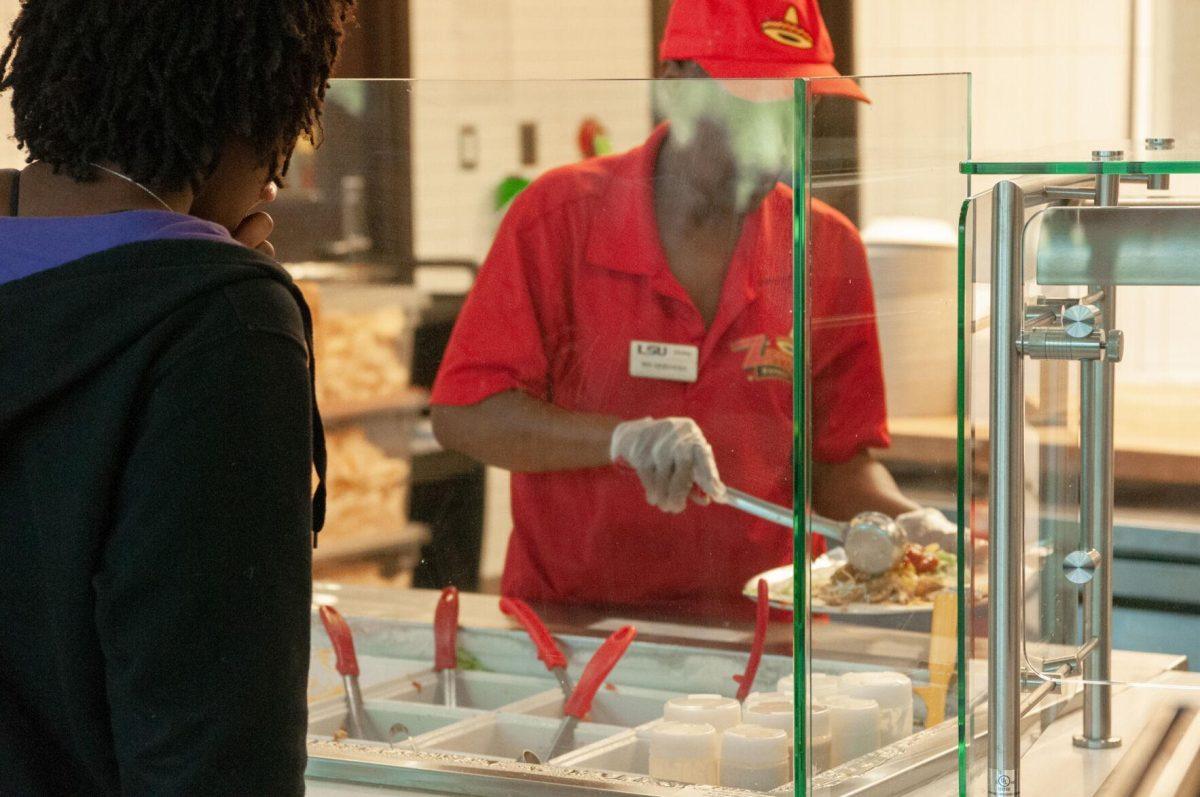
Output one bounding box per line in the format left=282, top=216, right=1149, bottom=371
left=287, top=73, right=973, bottom=797
left=962, top=140, right=1200, bottom=175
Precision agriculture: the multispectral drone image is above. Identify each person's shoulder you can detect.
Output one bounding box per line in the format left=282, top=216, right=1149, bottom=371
left=135, top=240, right=309, bottom=356
left=218, top=277, right=307, bottom=347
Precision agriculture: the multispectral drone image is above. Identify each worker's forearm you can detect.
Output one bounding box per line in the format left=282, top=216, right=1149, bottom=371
left=811, top=451, right=919, bottom=521
left=431, top=390, right=621, bottom=472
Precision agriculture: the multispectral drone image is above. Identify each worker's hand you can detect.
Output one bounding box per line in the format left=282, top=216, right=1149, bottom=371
left=610, top=417, right=726, bottom=513
left=896, top=507, right=959, bottom=553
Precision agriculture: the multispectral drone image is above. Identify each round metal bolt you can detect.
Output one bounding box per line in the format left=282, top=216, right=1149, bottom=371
left=1092, top=149, right=1124, bottom=161
left=1063, top=549, right=1102, bottom=585
left=1062, top=303, right=1100, bottom=338
left=1145, top=137, right=1176, bottom=151
left=1105, top=329, right=1124, bottom=363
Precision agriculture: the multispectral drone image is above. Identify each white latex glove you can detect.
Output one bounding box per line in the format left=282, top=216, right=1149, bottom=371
left=610, top=417, right=726, bottom=514
left=896, top=507, right=959, bottom=553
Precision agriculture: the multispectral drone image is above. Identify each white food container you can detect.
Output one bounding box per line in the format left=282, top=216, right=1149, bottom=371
left=742, top=697, right=794, bottom=739
left=778, top=672, right=839, bottom=700
left=720, top=724, right=790, bottom=791
left=811, top=703, right=832, bottom=773
left=647, top=721, right=720, bottom=785
left=663, top=694, right=742, bottom=733
left=838, top=671, right=914, bottom=745
left=824, top=694, right=881, bottom=765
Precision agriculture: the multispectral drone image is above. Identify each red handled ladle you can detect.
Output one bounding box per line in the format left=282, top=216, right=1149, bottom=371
left=434, top=586, right=460, bottom=707
left=733, top=578, right=770, bottom=702
left=500, top=597, right=574, bottom=698
left=319, top=604, right=387, bottom=742
left=522, top=625, right=638, bottom=765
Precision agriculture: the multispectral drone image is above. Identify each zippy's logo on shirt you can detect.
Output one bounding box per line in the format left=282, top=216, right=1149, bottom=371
left=731, top=332, right=793, bottom=382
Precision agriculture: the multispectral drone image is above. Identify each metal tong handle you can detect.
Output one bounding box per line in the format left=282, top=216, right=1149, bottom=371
left=540, top=625, right=638, bottom=764
left=722, top=487, right=845, bottom=542
left=319, top=605, right=377, bottom=741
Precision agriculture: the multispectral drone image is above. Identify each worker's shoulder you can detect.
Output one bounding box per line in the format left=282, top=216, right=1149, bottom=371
left=808, top=197, right=862, bottom=243
left=759, top=187, right=860, bottom=242
left=504, top=150, right=632, bottom=230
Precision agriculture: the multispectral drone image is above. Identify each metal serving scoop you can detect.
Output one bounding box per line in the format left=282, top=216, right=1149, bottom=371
left=721, top=487, right=906, bottom=575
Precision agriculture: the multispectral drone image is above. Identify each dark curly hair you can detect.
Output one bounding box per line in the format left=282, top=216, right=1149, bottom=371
left=0, top=0, right=355, bottom=192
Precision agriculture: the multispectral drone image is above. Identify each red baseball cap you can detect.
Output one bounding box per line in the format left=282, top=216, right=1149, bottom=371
left=659, top=0, right=869, bottom=103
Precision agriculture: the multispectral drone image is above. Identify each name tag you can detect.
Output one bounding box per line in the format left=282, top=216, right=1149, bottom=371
left=629, top=340, right=699, bottom=383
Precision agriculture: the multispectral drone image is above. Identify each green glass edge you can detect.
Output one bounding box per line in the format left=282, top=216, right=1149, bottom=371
left=956, top=196, right=971, bottom=796
left=957, top=72, right=972, bottom=797
left=792, top=76, right=810, bottom=797
left=960, top=160, right=1200, bottom=175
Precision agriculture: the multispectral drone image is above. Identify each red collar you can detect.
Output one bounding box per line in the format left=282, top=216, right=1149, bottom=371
left=584, top=124, right=792, bottom=290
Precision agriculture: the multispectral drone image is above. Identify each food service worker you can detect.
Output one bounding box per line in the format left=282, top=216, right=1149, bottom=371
left=431, top=0, right=954, bottom=606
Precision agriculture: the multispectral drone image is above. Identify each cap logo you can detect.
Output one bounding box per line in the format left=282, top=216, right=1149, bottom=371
left=761, top=4, right=814, bottom=49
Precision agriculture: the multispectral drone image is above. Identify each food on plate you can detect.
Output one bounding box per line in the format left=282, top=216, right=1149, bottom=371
left=815, top=544, right=954, bottom=607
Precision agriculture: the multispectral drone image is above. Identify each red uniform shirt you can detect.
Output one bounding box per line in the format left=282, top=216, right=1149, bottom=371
left=433, top=125, right=888, bottom=605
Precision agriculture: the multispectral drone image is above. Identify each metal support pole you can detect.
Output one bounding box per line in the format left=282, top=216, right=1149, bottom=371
left=1074, top=325, right=1121, bottom=749
left=1074, top=155, right=1122, bottom=749
left=989, top=180, right=1025, bottom=795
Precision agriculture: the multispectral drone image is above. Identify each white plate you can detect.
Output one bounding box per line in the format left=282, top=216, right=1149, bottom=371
left=742, top=550, right=944, bottom=616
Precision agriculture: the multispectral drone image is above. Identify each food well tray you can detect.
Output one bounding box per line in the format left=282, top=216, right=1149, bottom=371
left=306, top=614, right=957, bottom=796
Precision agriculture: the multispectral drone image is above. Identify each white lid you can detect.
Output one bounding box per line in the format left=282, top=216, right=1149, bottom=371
left=777, top=673, right=838, bottom=698
left=721, top=724, right=789, bottom=767
left=839, top=671, right=910, bottom=687
left=823, top=694, right=880, bottom=715
left=812, top=673, right=840, bottom=698
left=860, top=217, right=957, bottom=248
left=810, top=704, right=831, bottom=738
left=742, top=699, right=794, bottom=733
left=838, top=671, right=912, bottom=710
left=744, top=691, right=789, bottom=708
left=648, top=721, right=720, bottom=759
left=665, top=694, right=743, bottom=731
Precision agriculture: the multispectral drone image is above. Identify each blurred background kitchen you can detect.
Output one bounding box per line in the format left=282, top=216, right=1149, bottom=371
left=4, top=0, right=1197, bottom=659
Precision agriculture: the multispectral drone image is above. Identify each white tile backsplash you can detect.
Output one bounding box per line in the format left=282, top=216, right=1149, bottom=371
left=410, top=0, right=652, bottom=262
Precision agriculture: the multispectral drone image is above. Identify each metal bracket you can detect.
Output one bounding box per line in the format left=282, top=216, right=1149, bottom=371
left=1020, top=669, right=1064, bottom=691
left=1016, top=328, right=1123, bottom=362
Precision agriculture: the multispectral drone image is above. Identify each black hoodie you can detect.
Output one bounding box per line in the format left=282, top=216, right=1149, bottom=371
left=0, top=238, right=326, bottom=795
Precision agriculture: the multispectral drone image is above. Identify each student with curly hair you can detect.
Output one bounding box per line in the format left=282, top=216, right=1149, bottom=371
left=0, top=1, right=353, bottom=793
